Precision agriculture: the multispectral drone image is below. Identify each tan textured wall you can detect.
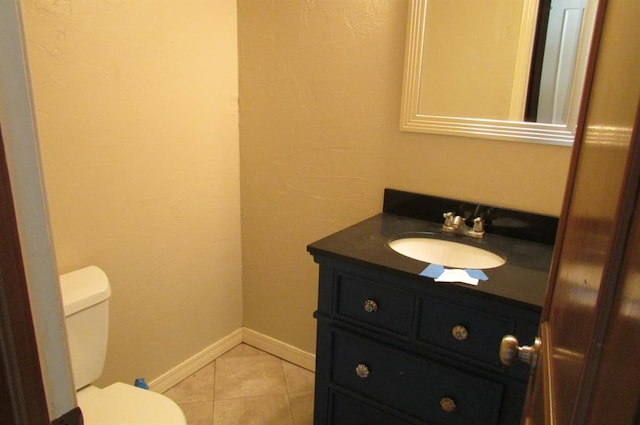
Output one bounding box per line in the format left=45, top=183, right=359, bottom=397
left=21, top=0, right=242, bottom=385
left=238, top=0, right=572, bottom=353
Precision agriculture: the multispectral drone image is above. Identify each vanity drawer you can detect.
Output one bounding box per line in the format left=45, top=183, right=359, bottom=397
left=330, top=391, right=417, bottom=425
left=417, top=298, right=515, bottom=365
left=335, top=274, right=414, bottom=336
left=331, top=329, right=504, bottom=425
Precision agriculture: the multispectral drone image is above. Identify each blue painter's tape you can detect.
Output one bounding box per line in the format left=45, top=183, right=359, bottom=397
left=465, top=269, right=489, bottom=281
left=420, top=264, right=445, bottom=278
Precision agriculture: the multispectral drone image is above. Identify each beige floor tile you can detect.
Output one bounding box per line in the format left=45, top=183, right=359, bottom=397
left=282, top=362, right=315, bottom=394
left=178, top=401, right=214, bottom=425
left=213, top=394, right=294, bottom=425
left=161, top=344, right=316, bottom=425
left=215, top=355, right=287, bottom=400
left=164, top=362, right=215, bottom=404
left=289, top=391, right=314, bottom=425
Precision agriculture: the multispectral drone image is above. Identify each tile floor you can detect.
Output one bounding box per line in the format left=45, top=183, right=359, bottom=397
left=163, top=344, right=315, bottom=425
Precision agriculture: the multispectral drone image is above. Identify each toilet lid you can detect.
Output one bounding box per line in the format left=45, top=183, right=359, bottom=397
left=77, top=383, right=187, bottom=425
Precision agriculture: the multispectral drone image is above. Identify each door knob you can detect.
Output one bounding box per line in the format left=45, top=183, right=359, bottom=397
left=500, top=335, right=542, bottom=368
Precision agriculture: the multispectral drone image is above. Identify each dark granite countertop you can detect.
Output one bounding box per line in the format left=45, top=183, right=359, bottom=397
left=308, top=212, right=554, bottom=309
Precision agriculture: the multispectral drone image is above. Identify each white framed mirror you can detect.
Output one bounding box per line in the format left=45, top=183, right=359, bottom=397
left=400, top=0, right=598, bottom=146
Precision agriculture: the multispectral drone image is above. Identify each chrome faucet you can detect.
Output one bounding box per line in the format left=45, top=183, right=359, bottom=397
left=442, top=212, right=485, bottom=238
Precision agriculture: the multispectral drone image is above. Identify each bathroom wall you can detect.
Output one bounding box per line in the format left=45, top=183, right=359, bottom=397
left=16, top=0, right=571, bottom=383
left=238, top=0, right=572, bottom=353
left=21, top=0, right=242, bottom=385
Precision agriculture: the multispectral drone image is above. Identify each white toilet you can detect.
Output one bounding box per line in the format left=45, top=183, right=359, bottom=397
left=59, top=266, right=187, bottom=425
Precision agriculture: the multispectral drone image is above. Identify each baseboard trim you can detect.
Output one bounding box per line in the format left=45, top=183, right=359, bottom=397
left=148, top=327, right=316, bottom=392
left=242, top=328, right=316, bottom=372
left=148, top=328, right=242, bottom=393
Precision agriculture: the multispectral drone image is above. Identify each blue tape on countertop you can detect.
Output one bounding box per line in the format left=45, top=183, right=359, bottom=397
left=420, top=264, right=445, bottom=278
left=465, top=269, right=489, bottom=281
left=420, top=264, right=489, bottom=281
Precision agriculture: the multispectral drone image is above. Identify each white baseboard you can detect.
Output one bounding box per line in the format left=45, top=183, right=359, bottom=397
left=148, top=327, right=316, bottom=393
left=241, top=328, right=316, bottom=372
left=148, top=328, right=242, bottom=393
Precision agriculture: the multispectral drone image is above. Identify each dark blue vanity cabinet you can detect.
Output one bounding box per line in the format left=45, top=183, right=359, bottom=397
left=308, top=190, right=557, bottom=425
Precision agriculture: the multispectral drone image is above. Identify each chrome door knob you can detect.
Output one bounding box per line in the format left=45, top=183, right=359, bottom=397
left=500, top=335, right=542, bottom=368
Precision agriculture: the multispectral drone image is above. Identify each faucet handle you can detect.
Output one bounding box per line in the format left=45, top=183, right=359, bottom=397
left=443, top=212, right=455, bottom=226
left=472, top=217, right=484, bottom=233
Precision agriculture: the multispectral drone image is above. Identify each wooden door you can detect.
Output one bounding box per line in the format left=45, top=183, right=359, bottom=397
left=519, top=0, right=640, bottom=423
left=537, top=0, right=587, bottom=124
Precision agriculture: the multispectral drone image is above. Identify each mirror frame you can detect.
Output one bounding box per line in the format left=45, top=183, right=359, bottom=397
left=400, top=0, right=595, bottom=146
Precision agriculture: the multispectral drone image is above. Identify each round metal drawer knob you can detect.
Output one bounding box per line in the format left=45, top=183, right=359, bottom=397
left=452, top=325, right=468, bottom=341
left=355, top=363, right=370, bottom=378
left=440, top=396, right=457, bottom=413
left=363, top=299, right=378, bottom=313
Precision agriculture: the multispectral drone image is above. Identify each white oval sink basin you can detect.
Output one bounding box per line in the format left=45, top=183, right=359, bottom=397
left=389, top=237, right=506, bottom=269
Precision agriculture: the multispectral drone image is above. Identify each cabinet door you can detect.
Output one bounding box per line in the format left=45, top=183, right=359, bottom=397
left=418, top=297, right=516, bottom=365
left=331, top=329, right=504, bottom=425
left=331, top=392, right=418, bottom=425
left=335, top=273, right=414, bottom=336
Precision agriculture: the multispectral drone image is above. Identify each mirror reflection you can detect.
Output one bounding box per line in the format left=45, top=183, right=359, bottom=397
left=401, top=0, right=598, bottom=145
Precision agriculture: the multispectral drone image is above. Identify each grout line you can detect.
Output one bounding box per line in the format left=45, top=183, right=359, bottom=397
left=283, top=359, right=297, bottom=425
left=168, top=343, right=313, bottom=425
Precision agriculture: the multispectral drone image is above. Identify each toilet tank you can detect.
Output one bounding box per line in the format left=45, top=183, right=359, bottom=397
left=59, top=266, right=111, bottom=390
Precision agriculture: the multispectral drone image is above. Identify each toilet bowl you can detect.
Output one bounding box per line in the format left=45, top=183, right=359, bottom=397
left=59, top=266, right=186, bottom=425
left=77, top=384, right=186, bottom=425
